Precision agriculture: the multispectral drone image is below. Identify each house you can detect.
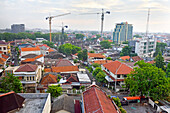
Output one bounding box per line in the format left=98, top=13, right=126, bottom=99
left=0, top=91, right=51, bottom=113
left=92, top=60, right=113, bottom=65
left=4, top=66, right=19, bottom=76
left=102, top=60, right=133, bottom=91
left=14, top=64, right=42, bottom=92
left=88, top=53, right=106, bottom=63
left=119, top=56, right=130, bottom=61
left=0, top=40, right=10, bottom=54
left=20, top=46, right=41, bottom=56
left=130, top=56, right=143, bottom=62
left=82, top=85, right=120, bottom=113
left=21, top=54, right=44, bottom=63
left=45, top=52, right=65, bottom=59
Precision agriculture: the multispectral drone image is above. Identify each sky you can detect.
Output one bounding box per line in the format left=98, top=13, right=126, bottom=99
left=0, top=0, right=170, bottom=33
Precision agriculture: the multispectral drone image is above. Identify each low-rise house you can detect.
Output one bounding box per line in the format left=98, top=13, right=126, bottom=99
left=88, top=53, right=106, bottom=63
left=0, top=58, right=7, bottom=69
left=82, top=85, right=120, bottom=113
left=0, top=91, right=51, bottom=113
left=45, top=52, right=65, bottom=59
left=92, top=60, right=113, bottom=65
left=0, top=40, right=10, bottom=54
left=130, top=56, right=143, bottom=62
left=20, top=47, right=41, bottom=56
left=44, top=59, right=73, bottom=68
left=14, top=64, right=42, bottom=92
left=4, top=66, right=19, bottom=76
left=21, top=54, right=44, bottom=64
left=102, top=60, right=133, bottom=91
left=119, top=56, right=130, bottom=61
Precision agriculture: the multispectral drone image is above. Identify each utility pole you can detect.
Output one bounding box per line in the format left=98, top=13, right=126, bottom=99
left=46, top=13, right=70, bottom=42
left=146, top=8, right=150, bottom=37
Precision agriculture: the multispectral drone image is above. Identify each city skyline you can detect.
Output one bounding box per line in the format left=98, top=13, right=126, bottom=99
left=0, top=0, right=170, bottom=33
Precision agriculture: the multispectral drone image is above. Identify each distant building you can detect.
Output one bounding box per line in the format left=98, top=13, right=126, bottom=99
left=11, top=24, right=25, bottom=33
left=135, top=36, right=157, bottom=57
left=113, top=22, right=133, bottom=44
left=36, top=38, right=47, bottom=43
left=0, top=40, right=10, bottom=54
left=20, top=47, right=41, bottom=56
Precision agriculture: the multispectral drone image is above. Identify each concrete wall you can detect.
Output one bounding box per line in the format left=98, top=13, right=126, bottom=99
left=21, top=51, right=41, bottom=56
left=42, top=93, right=51, bottom=113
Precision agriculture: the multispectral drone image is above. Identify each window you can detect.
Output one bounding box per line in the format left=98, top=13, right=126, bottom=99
left=22, top=76, right=24, bottom=80
left=30, top=77, right=31, bottom=80
left=4, top=52, right=6, bottom=54
left=117, top=75, right=120, bottom=78
left=0, top=47, right=1, bottom=50
left=33, top=76, right=34, bottom=80
left=27, top=77, right=29, bottom=80
left=3, top=47, right=6, bottom=50
left=124, top=75, right=127, bottom=78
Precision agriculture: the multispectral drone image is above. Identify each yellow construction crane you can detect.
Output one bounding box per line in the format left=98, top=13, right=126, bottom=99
left=46, top=13, right=71, bottom=42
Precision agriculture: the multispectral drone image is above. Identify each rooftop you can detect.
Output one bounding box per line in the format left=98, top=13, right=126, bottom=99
left=15, top=64, right=38, bottom=72
left=88, top=53, right=105, bottom=58
left=21, top=47, right=40, bottom=51
left=120, top=56, right=130, bottom=60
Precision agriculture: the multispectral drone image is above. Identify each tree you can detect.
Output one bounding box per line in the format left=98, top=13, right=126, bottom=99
left=96, top=72, right=106, bottom=84
left=42, top=41, right=55, bottom=48
left=82, top=49, right=88, bottom=61
left=120, top=46, right=132, bottom=56
left=157, top=42, right=167, bottom=53
left=96, top=34, right=101, bottom=39
left=122, top=41, right=128, bottom=44
left=112, top=97, right=127, bottom=113
left=92, top=67, right=103, bottom=77
left=76, top=34, right=84, bottom=40
left=78, top=51, right=83, bottom=60
left=106, top=57, right=112, bottom=60
left=46, top=85, right=62, bottom=97
left=154, top=52, right=165, bottom=70
left=166, top=63, right=170, bottom=77
left=100, top=40, right=112, bottom=49
left=133, top=34, right=142, bottom=38
left=125, top=60, right=169, bottom=100
left=73, top=59, right=78, bottom=63
left=0, top=73, right=23, bottom=93
left=92, top=63, right=101, bottom=68
left=89, top=50, right=95, bottom=53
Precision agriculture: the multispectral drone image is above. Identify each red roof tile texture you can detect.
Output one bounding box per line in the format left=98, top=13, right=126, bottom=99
left=2, top=54, right=9, bottom=59
left=41, top=74, right=58, bottom=85
left=21, top=47, right=40, bottom=51
left=131, top=56, right=143, bottom=62
left=120, top=56, right=130, bottom=60
left=0, top=91, right=25, bottom=113
left=15, top=64, right=37, bottom=72
left=94, top=60, right=113, bottom=65
left=103, top=61, right=133, bottom=75
left=56, top=59, right=73, bottom=67
left=147, top=60, right=155, bottom=64
left=88, top=53, right=105, bottom=58
left=52, top=66, right=79, bottom=73
left=83, top=86, right=118, bottom=113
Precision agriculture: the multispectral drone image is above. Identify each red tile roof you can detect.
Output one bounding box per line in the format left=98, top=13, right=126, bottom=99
left=0, top=58, right=6, bottom=65
left=15, top=64, right=38, bottom=72
left=56, top=59, right=73, bottom=67
left=35, top=54, right=43, bottom=59
left=83, top=86, right=118, bottom=113
left=94, top=60, right=113, bottom=65
left=0, top=51, right=3, bottom=54
left=44, top=68, right=51, bottom=72
left=147, top=60, right=155, bottom=64
left=41, top=74, right=58, bottom=85
left=67, top=75, right=78, bottom=83
left=2, top=54, right=9, bottom=59
left=103, top=61, right=133, bottom=75
left=88, top=53, right=105, bottom=58
left=21, top=47, right=40, bottom=51
left=48, top=48, right=54, bottom=52
left=22, top=58, right=35, bottom=62
left=38, top=44, right=50, bottom=48
left=0, top=91, right=25, bottom=113
left=108, top=40, right=113, bottom=42
left=52, top=66, right=79, bottom=73
left=120, top=56, right=130, bottom=60
left=131, top=56, right=143, bottom=62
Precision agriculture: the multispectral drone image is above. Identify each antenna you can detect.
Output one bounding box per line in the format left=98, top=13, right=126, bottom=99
left=146, top=8, right=150, bottom=37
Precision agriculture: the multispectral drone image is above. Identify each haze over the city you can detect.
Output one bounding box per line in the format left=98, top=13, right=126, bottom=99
left=0, top=0, right=170, bottom=33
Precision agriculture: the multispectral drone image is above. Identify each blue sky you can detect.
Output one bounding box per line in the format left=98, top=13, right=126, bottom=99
left=0, top=0, right=170, bottom=33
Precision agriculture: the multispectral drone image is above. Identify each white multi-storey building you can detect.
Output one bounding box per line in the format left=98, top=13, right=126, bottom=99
left=135, top=36, right=157, bottom=57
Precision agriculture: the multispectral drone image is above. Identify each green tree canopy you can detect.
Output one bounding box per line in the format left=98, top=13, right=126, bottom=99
left=133, top=34, right=142, bottom=38
left=106, top=57, right=112, bottom=60
left=82, top=49, right=88, bottom=61
left=46, top=85, right=62, bottom=97
left=0, top=73, right=23, bottom=93
left=89, top=50, right=95, bottom=53
left=96, top=72, right=106, bottom=84
left=125, top=60, right=169, bottom=100
left=78, top=51, right=83, bottom=60
left=42, top=41, right=55, bottom=48
left=58, top=43, right=81, bottom=56
left=122, top=41, right=128, bottom=44
left=120, top=46, right=132, bottom=56
left=166, top=63, right=170, bottom=77
left=92, top=67, right=103, bottom=77
left=154, top=52, right=165, bottom=70
left=92, top=63, right=101, bottom=68
left=100, top=40, right=112, bottom=49
left=76, top=34, right=85, bottom=40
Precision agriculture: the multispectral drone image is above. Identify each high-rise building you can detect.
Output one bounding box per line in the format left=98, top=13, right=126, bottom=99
left=113, top=22, right=133, bottom=44
left=11, top=24, right=25, bottom=33
left=135, top=36, right=157, bottom=57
